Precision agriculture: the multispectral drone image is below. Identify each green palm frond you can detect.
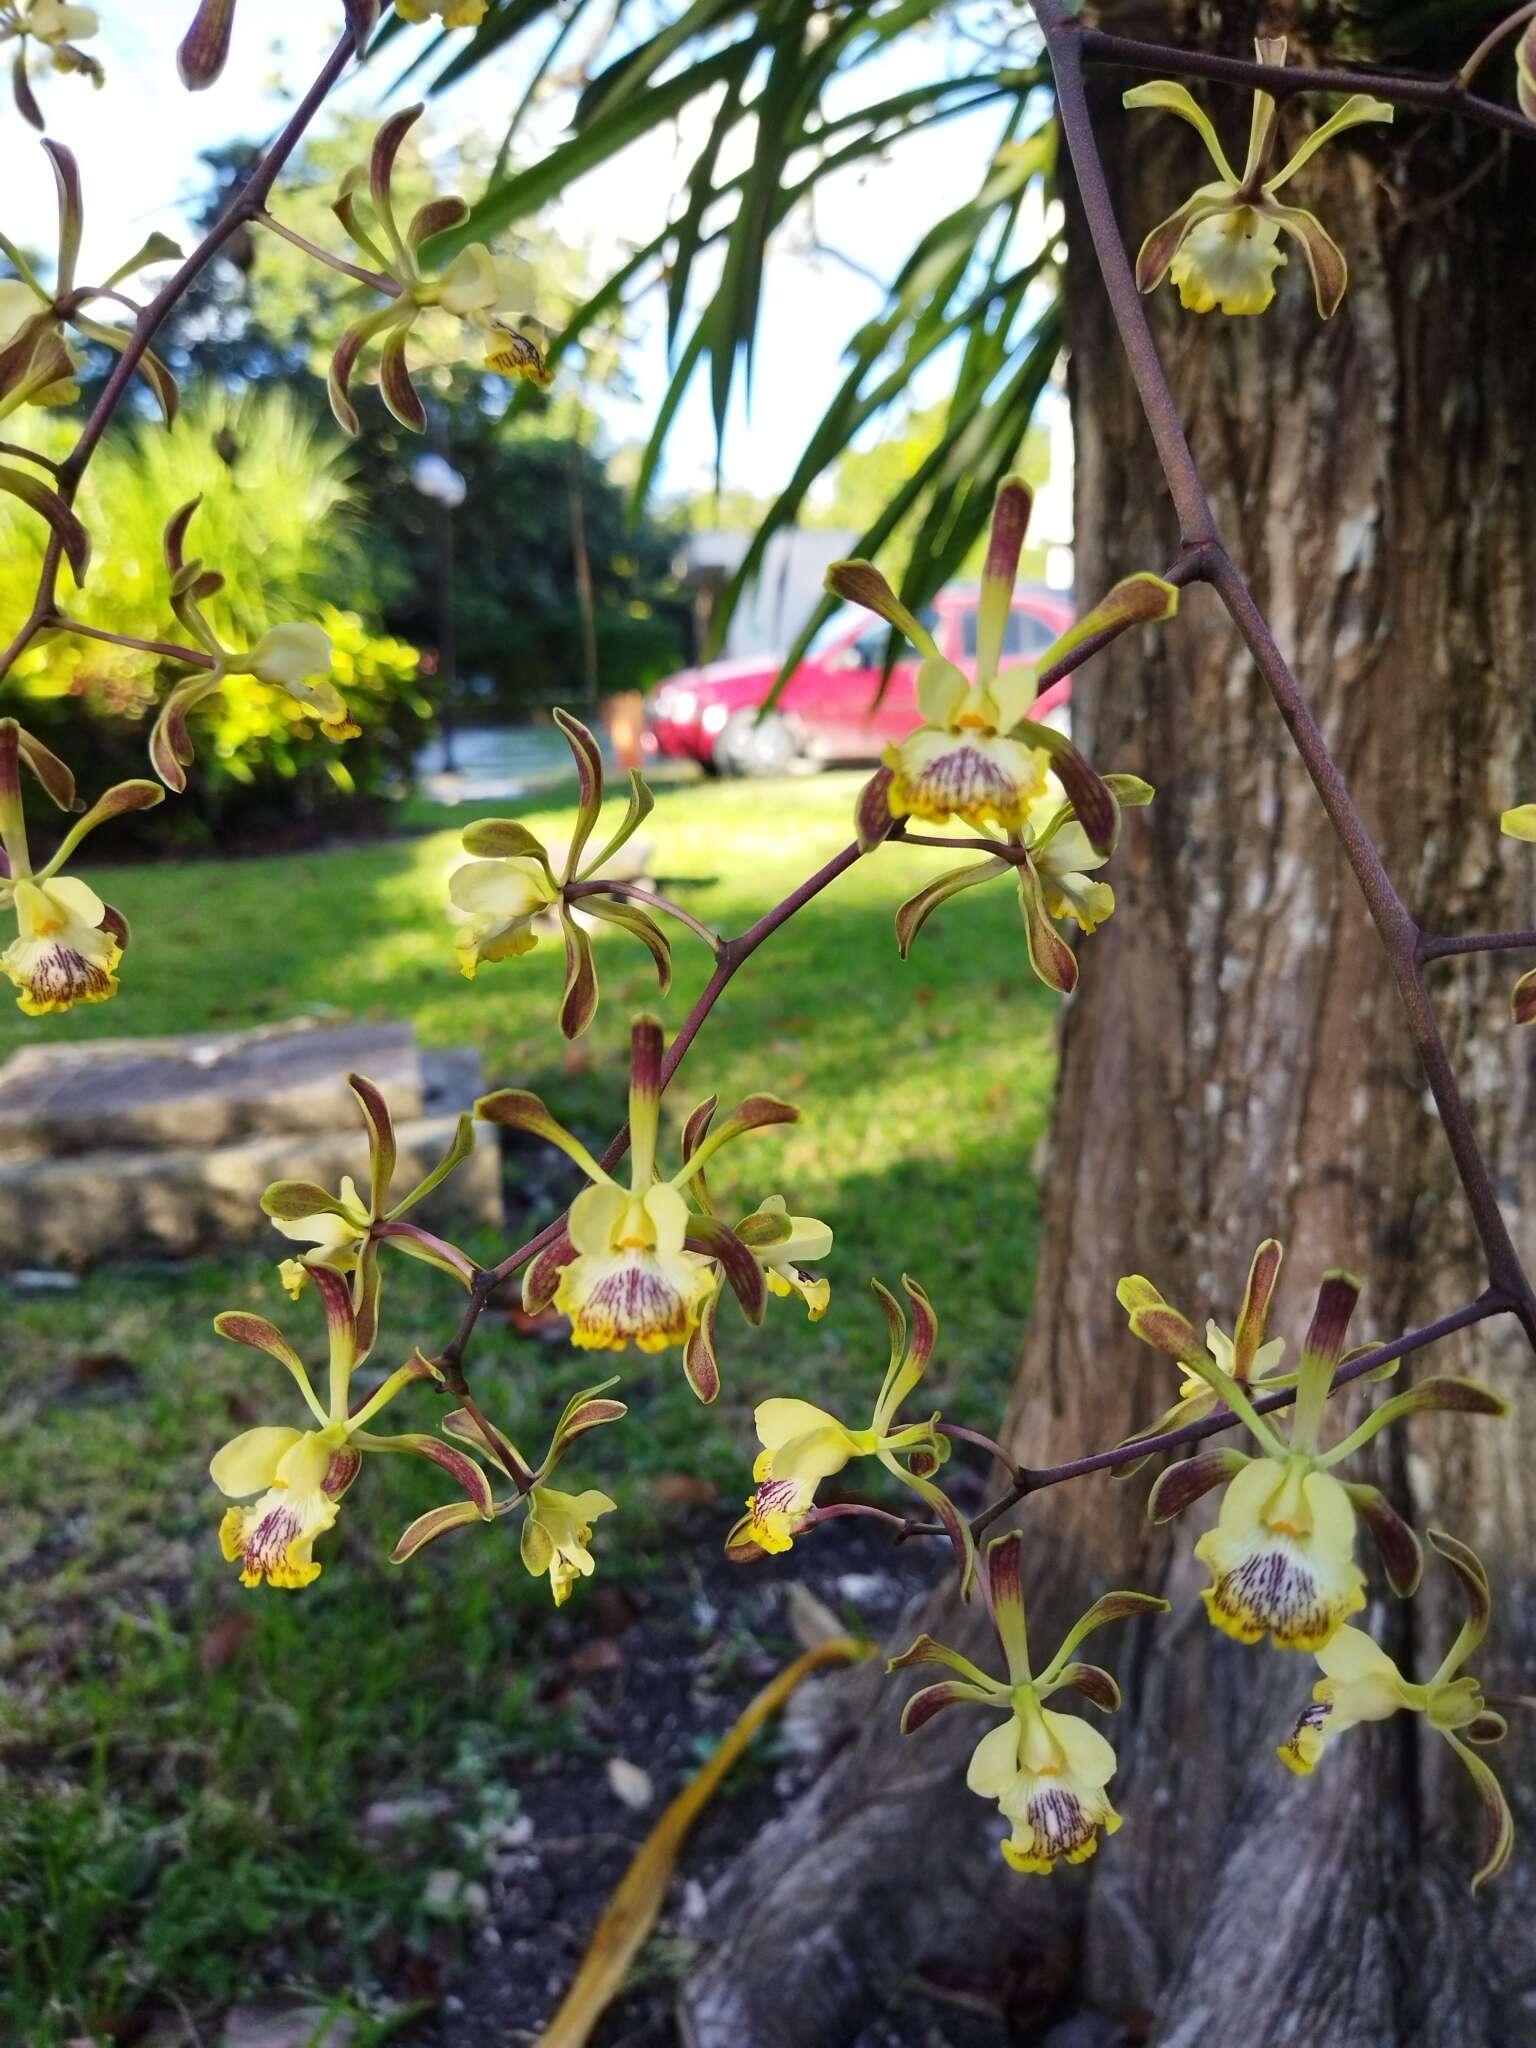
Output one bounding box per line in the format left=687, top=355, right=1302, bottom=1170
left=370, top=0, right=1062, bottom=659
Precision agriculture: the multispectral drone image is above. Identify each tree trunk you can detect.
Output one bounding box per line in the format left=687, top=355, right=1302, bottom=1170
left=681, top=7, right=1536, bottom=2043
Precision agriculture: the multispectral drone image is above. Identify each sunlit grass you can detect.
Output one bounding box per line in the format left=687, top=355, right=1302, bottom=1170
left=0, top=772, right=1061, bottom=2040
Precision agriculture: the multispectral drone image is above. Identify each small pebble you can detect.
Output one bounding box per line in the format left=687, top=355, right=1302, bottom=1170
left=10, top=1269, right=80, bottom=1295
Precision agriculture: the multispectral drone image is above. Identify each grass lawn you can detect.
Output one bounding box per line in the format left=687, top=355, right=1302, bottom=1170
left=1, top=770, right=1060, bottom=2043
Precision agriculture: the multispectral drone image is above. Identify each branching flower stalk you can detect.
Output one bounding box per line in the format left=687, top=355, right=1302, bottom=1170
left=3, top=0, right=1535, bottom=1899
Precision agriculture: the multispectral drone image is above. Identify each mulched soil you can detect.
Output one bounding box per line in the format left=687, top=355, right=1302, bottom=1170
left=404, top=1505, right=1017, bottom=2048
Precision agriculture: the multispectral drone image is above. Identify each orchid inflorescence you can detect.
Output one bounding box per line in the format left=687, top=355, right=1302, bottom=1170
left=0, top=4, right=1533, bottom=1914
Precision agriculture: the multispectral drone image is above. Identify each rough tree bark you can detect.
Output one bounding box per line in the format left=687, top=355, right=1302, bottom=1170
left=680, top=5, right=1536, bottom=2043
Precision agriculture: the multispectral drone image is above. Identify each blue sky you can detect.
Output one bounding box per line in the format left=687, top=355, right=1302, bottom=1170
left=1, top=0, right=1039, bottom=497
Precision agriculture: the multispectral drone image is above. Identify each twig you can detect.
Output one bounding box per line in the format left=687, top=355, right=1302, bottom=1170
left=258, top=210, right=402, bottom=296
left=0, top=23, right=366, bottom=685
left=899, top=1293, right=1511, bottom=1540
left=565, top=876, right=723, bottom=953
left=48, top=615, right=213, bottom=668
left=1420, top=928, right=1536, bottom=962
left=1075, top=19, right=1536, bottom=143
left=0, top=440, right=63, bottom=475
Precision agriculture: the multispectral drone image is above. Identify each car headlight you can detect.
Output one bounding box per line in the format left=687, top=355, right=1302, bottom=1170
left=668, top=689, right=697, bottom=722
left=700, top=701, right=729, bottom=735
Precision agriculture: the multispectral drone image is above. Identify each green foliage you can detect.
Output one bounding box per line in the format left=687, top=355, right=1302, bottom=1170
left=806, top=400, right=1056, bottom=584
left=413, top=0, right=1063, bottom=654
left=150, top=117, right=689, bottom=713
left=2, top=388, right=427, bottom=848
left=366, top=424, right=688, bottom=710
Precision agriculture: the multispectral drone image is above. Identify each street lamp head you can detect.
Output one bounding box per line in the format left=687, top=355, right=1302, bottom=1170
left=410, top=453, right=468, bottom=508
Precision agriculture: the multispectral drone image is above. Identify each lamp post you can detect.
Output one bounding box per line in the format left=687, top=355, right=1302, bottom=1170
left=410, top=440, right=467, bottom=776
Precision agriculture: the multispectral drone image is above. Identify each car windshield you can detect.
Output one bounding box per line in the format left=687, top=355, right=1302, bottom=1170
left=805, top=601, right=938, bottom=658
left=805, top=606, right=863, bottom=657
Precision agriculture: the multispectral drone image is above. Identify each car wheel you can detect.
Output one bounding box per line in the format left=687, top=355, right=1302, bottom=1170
left=713, top=708, right=801, bottom=778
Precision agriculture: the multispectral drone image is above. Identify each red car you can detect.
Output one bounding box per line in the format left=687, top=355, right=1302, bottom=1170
left=643, top=583, right=1075, bottom=776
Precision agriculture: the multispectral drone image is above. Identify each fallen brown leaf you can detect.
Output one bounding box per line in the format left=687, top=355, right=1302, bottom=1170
left=199, top=1613, right=257, bottom=1673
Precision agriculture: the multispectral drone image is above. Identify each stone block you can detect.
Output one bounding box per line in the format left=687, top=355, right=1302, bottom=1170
left=0, top=1019, right=423, bottom=1163
left=0, top=1113, right=503, bottom=1268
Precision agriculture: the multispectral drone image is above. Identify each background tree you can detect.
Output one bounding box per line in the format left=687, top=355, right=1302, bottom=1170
left=662, top=6, right=1536, bottom=2043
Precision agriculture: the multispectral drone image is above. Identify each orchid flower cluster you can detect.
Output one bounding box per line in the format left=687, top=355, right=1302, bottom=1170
left=1, top=7, right=1533, bottom=1924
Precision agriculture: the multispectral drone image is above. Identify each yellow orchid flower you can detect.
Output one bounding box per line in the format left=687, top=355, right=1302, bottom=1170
left=148, top=501, right=355, bottom=793
left=1498, top=804, right=1536, bottom=1025
left=831, top=478, right=1175, bottom=848
left=391, top=1379, right=627, bottom=1609
left=326, top=104, right=550, bottom=438
left=450, top=853, right=557, bottom=976
left=276, top=1176, right=370, bottom=1293
left=1125, top=1254, right=1507, bottom=1650
left=750, top=1195, right=833, bottom=1315
left=210, top=1269, right=488, bottom=1590
left=481, top=1013, right=795, bottom=1357
left=1112, top=1238, right=1291, bottom=1471
left=671, top=1090, right=834, bottom=1400
left=0, top=141, right=176, bottom=429
left=397, top=0, right=487, bottom=24
left=681, top=1193, right=833, bottom=1404
left=893, top=769, right=1156, bottom=996
left=17, top=0, right=98, bottom=46
left=0, top=275, right=82, bottom=418
left=1278, top=1533, right=1513, bottom=1891
left=0, top=719, right=160, bottom=1016
left=521, top=1484, right=617, bottom=1606
left=1125, top=39, right=1392, bottom=318
left=261, top=1072, right=477, bottom=1355
left=2, top=0, right=102, bottom=128
left=447, top=711, right=671, bottom=1037
left=726, top=1275, right=973, bottom=1589
left=890, top=1531, right=1167, bottom=1874
left=1195, top=1454, right=1366, bottom=1650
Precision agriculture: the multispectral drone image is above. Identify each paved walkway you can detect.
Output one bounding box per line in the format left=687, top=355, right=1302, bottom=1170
left=415, top=723, right=613, bottom=803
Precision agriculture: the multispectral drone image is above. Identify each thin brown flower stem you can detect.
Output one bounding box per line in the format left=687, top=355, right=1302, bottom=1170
left=898, top=1291, right=1512, bottom=1542
left=1035, top=0, right=1536, bottom=1339
left=257, top=211, right=403, bottom=296
left=432, top=838, right=870, bottom=1385
left=1420, top=928, right=1536, bottom=962
left=895, top=830, right=1021, bottom=857
left=47, top=615, right=213, bottom=667
left=0, top=23, right=366, bottom=686
left=1074, top=20, right=1536, bottom=144
left=807, top=1501, right=910, bottom=1533
left=1021, top=22, right=1218, bottom=549
left=1457, top=3, right=1536, bottom=91
left=565, top=876, right=723, bottom=954
left=0, top=440, right=62, bottom=475
left=936, top=1420, right=1020, bottom=1472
